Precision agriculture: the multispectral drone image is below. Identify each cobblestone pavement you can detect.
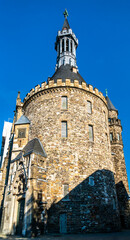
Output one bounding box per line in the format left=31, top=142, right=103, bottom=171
left=0, top=230, right=130, bottom=240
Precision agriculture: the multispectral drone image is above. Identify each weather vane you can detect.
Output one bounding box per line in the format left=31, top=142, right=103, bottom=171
left=63, top=9, right=69, bottom=19
left=105, top=89, right=108, bottom=97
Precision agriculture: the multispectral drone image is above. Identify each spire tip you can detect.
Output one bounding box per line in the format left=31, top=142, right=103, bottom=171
left=63, top=9, right=69, bottom=19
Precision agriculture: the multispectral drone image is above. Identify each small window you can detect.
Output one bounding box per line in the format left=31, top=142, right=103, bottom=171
left=62, top=39, right=64, bottom=52
left=110, top=133, right=113, bottom=141
left=89, top=125, right=93, bottom=141
left=18, top=128, right=26, bottom=138
left=108, top=118, right=111, bottom=122
left=62, top=96, right=67, bottom=109
left=66, top=38, right=69, bottom=51
left=89, top=177, right=94, bottom=186
left=117, top=133, right=120, bottom=141
left=87, top=101, right=92, bottom=114
left=0, top=172, right=2, bottom=181
left=71, top=40, right=73, bottom=53
left=38, top=191, right=42, bottom=201
left=113, top=198, right=116, bottom=210
left=61, top=121, right=67, bottom=138
left=63, top=184, right=69, bottom=200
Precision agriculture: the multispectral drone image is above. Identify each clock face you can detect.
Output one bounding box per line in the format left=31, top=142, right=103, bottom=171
left=18, top=128, right=26, bottom=138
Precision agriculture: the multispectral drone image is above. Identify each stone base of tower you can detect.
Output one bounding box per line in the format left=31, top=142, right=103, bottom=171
left=47, top=170, right=121, bottom=234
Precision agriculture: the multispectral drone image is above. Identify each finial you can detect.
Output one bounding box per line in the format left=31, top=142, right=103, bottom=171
left=63, top=9, right=69, bottom=19
left=105, top=89, right=108, bottom=97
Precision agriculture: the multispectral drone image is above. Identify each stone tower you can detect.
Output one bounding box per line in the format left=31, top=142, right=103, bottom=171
left=0, top=11, right=129, bottom=236
left=106, top=93, right=130, bottom=227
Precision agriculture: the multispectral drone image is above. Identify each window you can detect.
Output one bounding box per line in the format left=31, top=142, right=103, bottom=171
left=87, top=101, right=92, bottom=114
left=63, top=184, right=69, bottom=200
left=108, top=118, right=111, bottom=122
left=62, top=96, right=67, bottom=109
left=61, top=121, right=67, bottom=138
left=110, top=133, right=113, bottom=141
left=89, top=177, right=94, bottom=186
left=18, top=128, right=26, bottom=138
left=89, top=125, right=93, bottom=141
left=62, top=39, right=64, bottom=52
left=38, top=191, right=42, bottom=201
left=117, top=133, right=120, bottom=141
left=71, top=40, right=73, bottom=53
left=113, top=198, right=116, bottom=210
left=66, top=38, right=69, bottom=51
left=0, top=171, right=2, bottom=181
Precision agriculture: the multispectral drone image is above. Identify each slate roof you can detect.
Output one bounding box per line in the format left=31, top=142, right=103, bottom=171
left=15, top=115, right=30, bottom=125
left=62, top=18, right=70, bottom=31
left=12, top=138, right=47, bottom=162
left=51, top=64, right=87, bottom=85
left=106, top=96, right=117, bottom=111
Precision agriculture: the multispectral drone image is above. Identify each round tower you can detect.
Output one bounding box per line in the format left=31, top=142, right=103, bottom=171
left=22, top=13, right=121, bottom=233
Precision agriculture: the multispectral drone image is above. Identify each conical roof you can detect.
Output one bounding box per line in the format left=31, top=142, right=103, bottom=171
left=15, top=115, right=30, bottom=125
left=62, top=18, right=70, bottom=31
left=51, top=64, right=87, bottom=85
left=106, top=96, right=117, bottom=111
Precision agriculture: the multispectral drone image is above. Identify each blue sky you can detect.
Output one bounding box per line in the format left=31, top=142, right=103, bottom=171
left=0, top=0, right=130, bottom=187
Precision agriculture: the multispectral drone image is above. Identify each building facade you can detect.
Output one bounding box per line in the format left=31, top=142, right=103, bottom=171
left=0, top=13, right=130, bottom=236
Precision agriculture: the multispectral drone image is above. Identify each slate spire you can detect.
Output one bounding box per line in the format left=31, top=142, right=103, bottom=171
left=105, top=90, right=117, bottom=111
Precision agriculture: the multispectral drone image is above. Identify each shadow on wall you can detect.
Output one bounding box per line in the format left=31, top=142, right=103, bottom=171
left=47, top=169, right=129, bottom=234
left=9, top=170, right=130, bottom=236
left=116, top=181, right=130, bottom=229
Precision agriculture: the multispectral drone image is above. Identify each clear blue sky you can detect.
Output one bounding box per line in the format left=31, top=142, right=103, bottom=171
left=0, top=0, right=130, bottom=187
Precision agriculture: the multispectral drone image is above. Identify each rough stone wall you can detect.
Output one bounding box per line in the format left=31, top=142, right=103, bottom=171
left=23, top=83, right=120, bottom=232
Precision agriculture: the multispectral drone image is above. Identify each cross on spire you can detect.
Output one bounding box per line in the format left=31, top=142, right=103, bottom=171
left=63, top=9, right=69, bottom=19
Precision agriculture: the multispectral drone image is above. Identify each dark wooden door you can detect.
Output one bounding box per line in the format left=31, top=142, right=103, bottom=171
left=16, top=198, right=25, bottom=235
left=60, top=213, right=67, bottom=233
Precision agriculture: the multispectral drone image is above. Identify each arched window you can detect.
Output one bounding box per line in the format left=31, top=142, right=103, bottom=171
left=66, top=39, right=69, bottom=52
left=62, top=39, right=64, bottom=52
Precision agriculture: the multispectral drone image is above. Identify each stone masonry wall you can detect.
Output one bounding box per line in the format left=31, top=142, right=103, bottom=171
left=22, top=81, right=121, bottom=232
